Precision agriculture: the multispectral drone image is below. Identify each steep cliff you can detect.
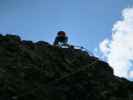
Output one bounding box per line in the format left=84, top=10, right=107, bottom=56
left=0, top=34, right=133, bottom=100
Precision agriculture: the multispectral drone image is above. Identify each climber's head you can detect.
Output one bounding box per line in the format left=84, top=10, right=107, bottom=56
left=57, top=31, right=66, bottom=37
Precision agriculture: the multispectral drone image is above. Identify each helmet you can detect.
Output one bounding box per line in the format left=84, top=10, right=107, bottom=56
left=57, top=31, right=66, bottom=36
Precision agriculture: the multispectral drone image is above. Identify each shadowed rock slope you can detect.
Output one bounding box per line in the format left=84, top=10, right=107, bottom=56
left=0, top=34, right=133, bottom=100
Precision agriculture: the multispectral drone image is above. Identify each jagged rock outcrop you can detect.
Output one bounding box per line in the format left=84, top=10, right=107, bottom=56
left=0, top=34, right=133, bottom=100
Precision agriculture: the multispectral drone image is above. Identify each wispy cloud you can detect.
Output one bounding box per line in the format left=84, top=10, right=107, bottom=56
left=97, top=7, right=133, bottom=79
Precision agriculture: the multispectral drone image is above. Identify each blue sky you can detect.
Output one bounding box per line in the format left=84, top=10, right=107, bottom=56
left=0, top=0, right=133, bottom=52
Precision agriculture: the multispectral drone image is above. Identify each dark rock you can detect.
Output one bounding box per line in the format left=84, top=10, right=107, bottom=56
left=22, top=40, right=35, bottom=49
left=0, top=34, right=132, bottom=100
left=35, top=41, right=50, bottom=46
left=22, top=40, right=33, bottom=45
left=0, top=34, right=21, bottom=45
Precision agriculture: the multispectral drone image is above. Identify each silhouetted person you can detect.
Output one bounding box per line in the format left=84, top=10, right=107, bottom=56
left=54, top=31, right=68, bottom=46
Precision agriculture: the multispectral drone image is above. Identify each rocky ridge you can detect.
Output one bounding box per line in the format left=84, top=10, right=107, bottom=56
left=0, top=34, right=133, bottom=100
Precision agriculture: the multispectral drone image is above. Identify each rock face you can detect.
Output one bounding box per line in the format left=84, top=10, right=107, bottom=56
left=0, top=34, right=133, bottom=100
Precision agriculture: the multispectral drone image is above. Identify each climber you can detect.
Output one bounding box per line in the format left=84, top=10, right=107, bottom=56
left=53, top=31, right=69, bottom=47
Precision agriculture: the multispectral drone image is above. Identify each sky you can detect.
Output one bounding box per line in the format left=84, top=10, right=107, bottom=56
left=0, top=0, right=133, bottom=80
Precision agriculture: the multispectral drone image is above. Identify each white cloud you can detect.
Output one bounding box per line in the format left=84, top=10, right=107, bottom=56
left=99, top=38, right=110, bottom=56
left=99, top=7, right=133, bottom=79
